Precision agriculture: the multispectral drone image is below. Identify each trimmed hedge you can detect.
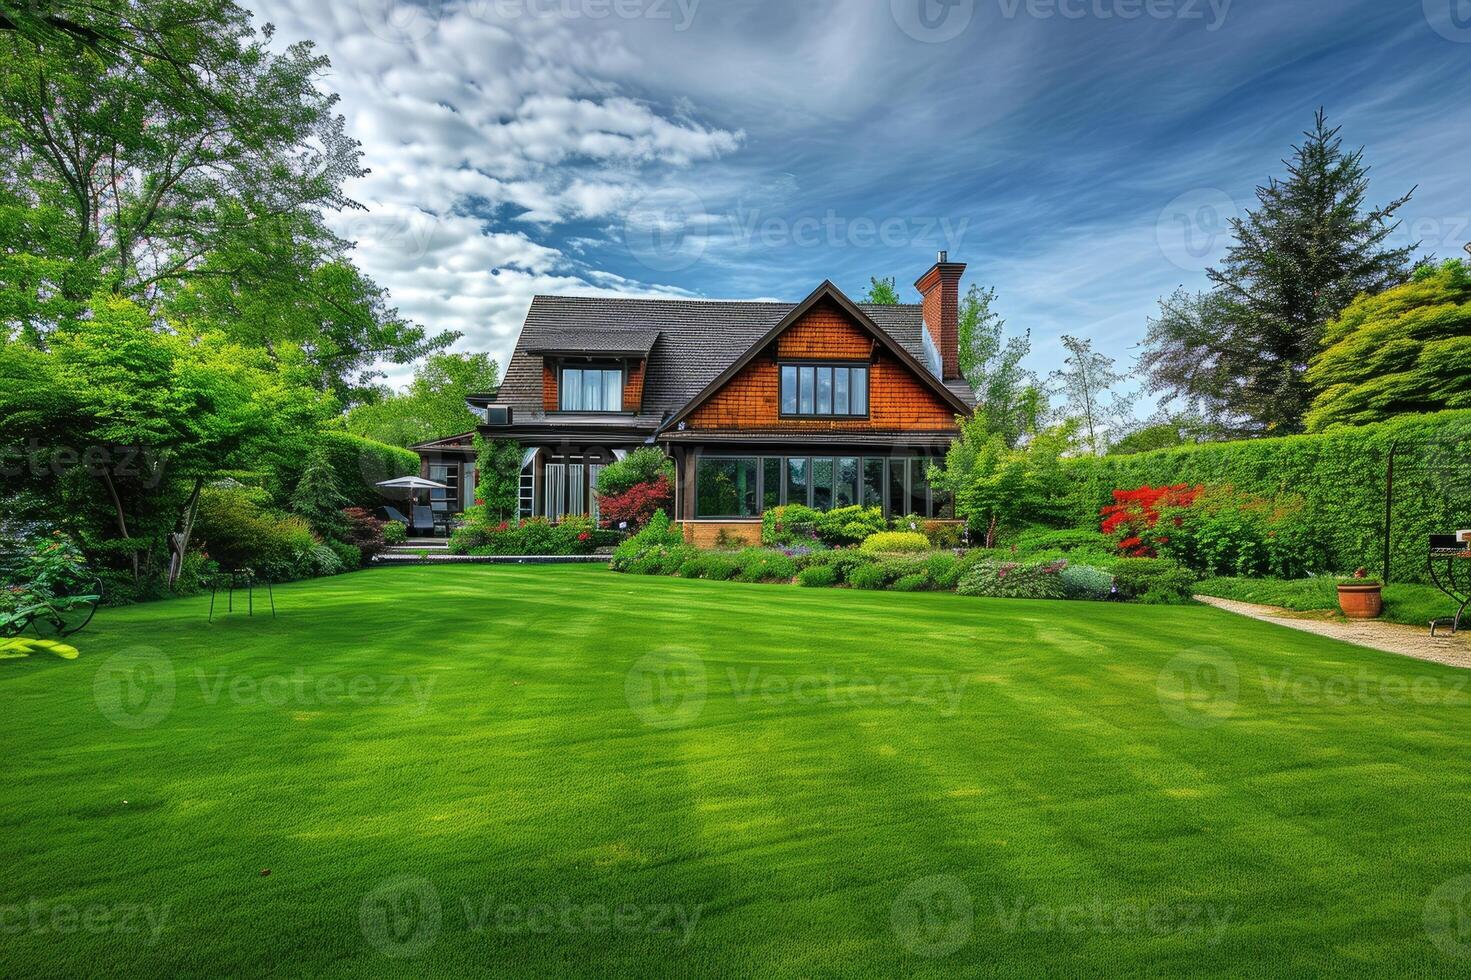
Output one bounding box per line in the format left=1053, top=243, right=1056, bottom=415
left=1065, top=410, right=1471, bottom=584
left=313, top=432, right=420, bottom=509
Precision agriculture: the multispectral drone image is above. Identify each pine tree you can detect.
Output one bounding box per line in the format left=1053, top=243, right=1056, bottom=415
left=1141, top=110, right=1417, bottom=434
left=290, top=447, right=349, bottom=539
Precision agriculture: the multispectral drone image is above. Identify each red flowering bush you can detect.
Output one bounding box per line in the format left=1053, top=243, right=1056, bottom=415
left=1100, top=485, right=1199, bottom=558
left=1102, top=484, right=1322, bottom=577
left=595, top=475, right=672, bottom=531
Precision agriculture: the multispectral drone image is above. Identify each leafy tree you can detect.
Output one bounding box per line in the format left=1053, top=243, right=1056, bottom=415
left=956, top=283, right=1043, bottom=447
left=1050, top=335, right=1137, bottom=455
left=474, top=436, right=523, bottom=522
left=346, top=353, right=500, bottom=447
left=862, top=276, right=900, bottom=305
left=0, top=295, right=325, bottom=591
left=1107, top=413, right=1220, bottom=455
left=1304, top=259, right=1471, bottom=431
left=1141, top=110, right=1417, bottom=434
left=931, top=418, right=1072, bottom=547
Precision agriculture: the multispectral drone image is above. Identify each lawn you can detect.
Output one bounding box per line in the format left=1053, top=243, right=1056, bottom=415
left=3, top=566, right=1471, bottom=977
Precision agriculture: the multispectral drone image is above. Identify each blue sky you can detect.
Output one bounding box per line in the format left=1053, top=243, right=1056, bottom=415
left=248, top=0, right=1471, bottom=398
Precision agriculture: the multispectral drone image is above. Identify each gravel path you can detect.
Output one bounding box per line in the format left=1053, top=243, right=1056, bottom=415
left=1195, top=595, right=1471, bottom=669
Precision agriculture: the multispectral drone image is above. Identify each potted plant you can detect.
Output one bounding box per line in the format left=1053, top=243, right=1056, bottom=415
left=1337, top=567, right=1383, bottom=619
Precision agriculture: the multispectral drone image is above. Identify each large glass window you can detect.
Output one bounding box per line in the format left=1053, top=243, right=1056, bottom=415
left=780, top=366, right=798, bottom=414
left=811, top=458, right=834, bottom=510
left=560, top=367, right=623, bottom=412
left=909, top=459, right=930, bottom=516
left=835, top=457, right=859, bottom=508
left=762, top=458, right=782, bottom=510
left=780, top=364, right=869, bottom=417
left=862, top=458, right=885, bottom=508
left=785, top=457, right=809, bottom=507
left=887, top=458, right=907, bottom=517
left=696, top=458, right=759, bottom=517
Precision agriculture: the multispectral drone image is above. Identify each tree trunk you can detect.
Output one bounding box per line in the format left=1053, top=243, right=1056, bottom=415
left=168, top=476, right=205, bottom=588
left=99, top=468, right=138, bottom=583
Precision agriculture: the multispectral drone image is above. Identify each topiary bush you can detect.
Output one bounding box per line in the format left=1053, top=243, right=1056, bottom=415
left=957, top=560, right=1068, bottom=600
left=860, top=531, right=931, bottom=554
left=797, top=565, right=838, bottom=588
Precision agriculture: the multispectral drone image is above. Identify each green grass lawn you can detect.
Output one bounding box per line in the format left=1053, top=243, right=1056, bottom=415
left=1195, top=575, right=1462, bottom=628
left=4, top=566, right=1471, bottom=977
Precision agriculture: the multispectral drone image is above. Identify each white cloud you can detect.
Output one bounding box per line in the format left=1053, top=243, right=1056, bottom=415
left=245, top=0, right=744, bottom=388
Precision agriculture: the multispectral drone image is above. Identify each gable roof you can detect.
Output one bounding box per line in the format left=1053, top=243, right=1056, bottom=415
left=491, top=286, right=975, bottom=430
left=661, top=280, right=974, bottom=430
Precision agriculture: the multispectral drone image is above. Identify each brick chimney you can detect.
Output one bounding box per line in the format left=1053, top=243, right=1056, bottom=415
left=914, top=250, right=966, bottom=381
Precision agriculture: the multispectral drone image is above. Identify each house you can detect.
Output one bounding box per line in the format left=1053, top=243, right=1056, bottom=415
left=412, top=253, right=975, bottom=545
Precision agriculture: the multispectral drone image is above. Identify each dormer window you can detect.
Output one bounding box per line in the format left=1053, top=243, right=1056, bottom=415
left=560, top=365, right=623, bottom=412
left=779, top=362, right=869, bottom=418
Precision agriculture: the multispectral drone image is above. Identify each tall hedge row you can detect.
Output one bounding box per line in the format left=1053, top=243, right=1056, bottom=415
left=1064, top=411, right=1471, bottom=583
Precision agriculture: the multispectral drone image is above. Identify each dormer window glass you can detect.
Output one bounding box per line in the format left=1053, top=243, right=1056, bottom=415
left=779, top=363, right=869, bottom=418
left=560, top=365, right=623, bottom=412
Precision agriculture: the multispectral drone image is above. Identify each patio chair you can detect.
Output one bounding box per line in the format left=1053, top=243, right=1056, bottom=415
left=412, top=505, right=439, bottom=536
left=381, top=504, right=411, bottom=525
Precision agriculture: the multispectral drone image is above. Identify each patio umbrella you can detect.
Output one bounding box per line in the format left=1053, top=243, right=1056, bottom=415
left=375, top=476, right=449, bottom=530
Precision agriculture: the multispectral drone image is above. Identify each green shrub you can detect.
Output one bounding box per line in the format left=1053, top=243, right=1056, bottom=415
left=892, top=573, right=928, bottom=592
left=763, top=504, right=885, bottom=547
left=860, top=531, right=931, bottom=554
left=924, top=552, right=962, bottom=590
left=797, top=565, right=839, bottom=588
left=679, top=553, right=741, bottom=581
left=818, top=506, right=887, bottom=545
left=610, top=511, right=686, bottom=572
left=847, top=562, right=891, bottom=590
left=1012, top=527, right=1114, bottom=554
left=294, top=431, right=418, bottom=509
left=626, top=543, right=697, bottom=576
left=796, top=549, right=870, bottom=581
left=382, top=521, right=408, bottom=546
left=957, top=560, right=1068, bottom=600
left=734, top=548, right=798, bottom=583
left=450, top=514, right=599, bottom=556
left=595, top=447, right=674, bottom=497
left=195, top=486, right=330, bottom=581
left=1110, top=558, right=1196, bottom=604
left=1059, top=564, right=1114, bottom=601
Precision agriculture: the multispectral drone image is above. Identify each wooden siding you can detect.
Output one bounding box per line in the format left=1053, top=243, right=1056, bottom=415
left=684, top=298, right=959, bottom=431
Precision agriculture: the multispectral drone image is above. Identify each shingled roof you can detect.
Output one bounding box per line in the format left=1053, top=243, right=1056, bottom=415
left=492, top=292, right=975, bottom=430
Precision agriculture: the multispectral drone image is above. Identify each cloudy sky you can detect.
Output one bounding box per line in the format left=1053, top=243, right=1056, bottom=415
left=246, top=0, right=1471, bottom=396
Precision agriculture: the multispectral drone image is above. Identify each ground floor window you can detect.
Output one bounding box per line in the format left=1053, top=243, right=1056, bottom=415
left=693, top=454, right=951, bottom=519
left=428, top=463, right=460, bottom=512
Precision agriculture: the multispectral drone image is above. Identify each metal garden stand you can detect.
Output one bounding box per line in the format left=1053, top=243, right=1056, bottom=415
left=208, top=568, right=276, bottom=623
left=1428, top=536, right=1471, bottom=637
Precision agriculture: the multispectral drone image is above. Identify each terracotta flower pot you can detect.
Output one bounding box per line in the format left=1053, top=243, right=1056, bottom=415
left=1337, top=583, right=1383, bottom=619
